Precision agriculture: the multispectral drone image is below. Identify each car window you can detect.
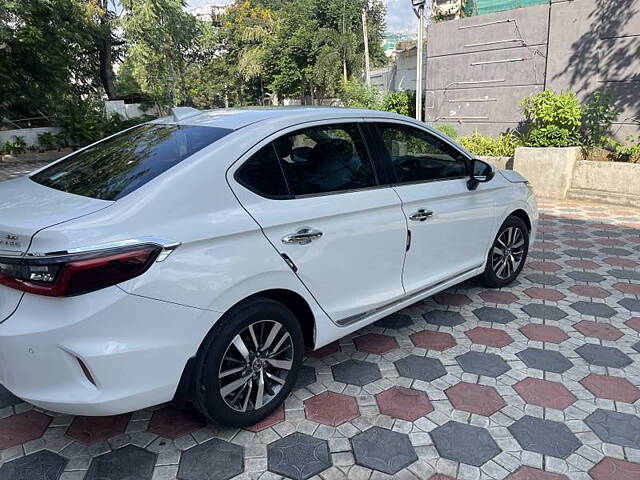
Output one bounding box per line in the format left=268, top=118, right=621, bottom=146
left=274, top=124, right=376, bottom=196
left=235, top=144, right=289, bottom=198
left=375, top=123, right=468, bottom=184
left=31, top=124, right=232, bottom=201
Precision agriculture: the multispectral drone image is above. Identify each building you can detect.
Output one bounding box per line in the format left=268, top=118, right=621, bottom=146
left=188, top=2, right=228, bottom=23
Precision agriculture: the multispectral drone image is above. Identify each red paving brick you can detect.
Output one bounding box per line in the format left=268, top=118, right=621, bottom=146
left=148, top=406, right=206, bottom=440
left=376, top=387, right=433, bottom=421
left=507, top=466, right=567, bottom=479
left=354, top=333, right=398, bottom=355
left=568, top=285, right=611, bottom=299
left=465, top=326, right=513, bottom=348
left=574, top=320, right=623, bottom=341
left=429, top=476, right=456, bottom=480
left=479, top=290, right=519, bottom=304
left=604, top=257, right=638, bottom=268
left=524, top=287, right=565, bottom=301
left=410, top=330, right=456, bottom=351
left=66, top=414, right=130, bottom=444
left=0, top=411, right=51, bottom=449
left=519, top=324, right=569, bottom=343
left=445, top=382, right=506, bottom=416
left=580, top=374, right=640, bottom=403
left=565, top=259, right=601, bottom=270
left=527, top=261, right=562, bottom=273
left=596, top=238, right=626, bottom=247
left=533, top=241, right=559, bottom=250
left=613, top=282, right=640, bottom=296
left=433, top=292, right=471, bottom=306
left=589, top=457, right=640, bottom=480
left=514, top=378, right=576, bottom=410
left=308, top=341, right=340, bottom=358
left=304, top=391, right=359, bottom=426
left=246, top=405, right=285, bottom=432
left=626, top=317, right=640, bottom=332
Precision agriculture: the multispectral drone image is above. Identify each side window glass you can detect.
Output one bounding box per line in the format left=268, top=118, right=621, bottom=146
left=275, top=124, right=376, bottom=196
left=236, top=144, right=289, bottom=198
left=377, top=124, right=468, bottom=184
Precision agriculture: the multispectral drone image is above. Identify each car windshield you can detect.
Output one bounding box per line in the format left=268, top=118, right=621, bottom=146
left=31, top=123, right=232, bottom=200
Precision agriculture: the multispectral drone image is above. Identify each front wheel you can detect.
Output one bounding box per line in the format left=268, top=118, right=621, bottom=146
left=479, top=215, right=530, bottom=288
left=193, top=297, right=304, bottom=427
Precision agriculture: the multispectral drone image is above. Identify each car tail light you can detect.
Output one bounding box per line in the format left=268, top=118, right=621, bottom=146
left=0, top=245, right=161, bottom=297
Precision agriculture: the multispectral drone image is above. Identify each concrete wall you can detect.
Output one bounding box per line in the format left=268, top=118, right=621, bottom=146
left=0, top=127, right=60, bottom=148
left=381, top=0, right=640, bottom=138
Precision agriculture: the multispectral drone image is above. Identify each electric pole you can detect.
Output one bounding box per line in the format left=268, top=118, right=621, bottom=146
left=362, top=6, right=371, bottom=86
left=412, top=0, right=428, bottom=121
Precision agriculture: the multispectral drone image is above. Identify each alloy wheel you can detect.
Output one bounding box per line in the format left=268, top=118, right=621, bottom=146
left=491, top=226, right=525, bottom=280
left=218, top=320, right=294, bottom=412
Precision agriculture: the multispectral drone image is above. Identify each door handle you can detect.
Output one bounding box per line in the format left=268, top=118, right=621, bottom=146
left=409, top=209, right=434, bottom=222
left=282, top=228, right=323, bottom=245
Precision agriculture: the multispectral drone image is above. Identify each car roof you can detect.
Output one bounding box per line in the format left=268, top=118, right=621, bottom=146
left=150, top=106, right=417, bottom=131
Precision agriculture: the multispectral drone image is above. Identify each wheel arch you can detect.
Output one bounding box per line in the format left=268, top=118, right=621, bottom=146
left=509, top=208, right=532, bottom=232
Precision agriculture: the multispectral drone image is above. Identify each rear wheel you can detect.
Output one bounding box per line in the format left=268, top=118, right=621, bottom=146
left=193, top=297, right=304, bottom=427
left=479, top=215, right=529, bottom=288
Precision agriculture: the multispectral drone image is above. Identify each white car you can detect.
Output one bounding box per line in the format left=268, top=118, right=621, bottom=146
left=0, top=107, right=537, bottom=426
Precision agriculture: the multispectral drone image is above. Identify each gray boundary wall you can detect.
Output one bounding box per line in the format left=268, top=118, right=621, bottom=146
left=380, top=0, right=640, bottom=138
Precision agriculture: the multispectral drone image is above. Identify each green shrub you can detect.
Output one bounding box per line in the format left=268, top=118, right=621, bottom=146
left=381, top=91, right=410, bottom=116
left=580, top=90, right=617, bottom=153
left=459, top=131, right=521, bottom=157
left=38, top=131, right=62, bottom=151
left=520, top=90, right=582, bottom=147
left=339, top=80, right=382, bottom=110
left=433, top=124, right=458, bottom=140
left=1, top=136, right=27, bottom=155
left=608, top=135, right=640, bottom=163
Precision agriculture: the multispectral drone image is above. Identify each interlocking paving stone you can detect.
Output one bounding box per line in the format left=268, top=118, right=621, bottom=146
left=354, top=333, right=399, bottom=354
left=268, top=432, right=330, bottom=480
left=246, top=405, right=285, bottom=432
left=568, top=284, right=611, bottom=298
left=432, top=292, right=471, bottom=306
left=445, top=382, right=505, bottom=416
left=465, top=326, right=513, bottom=347
left=570, top=301, right=618, bottom=318
left=66, top=414, right=130, bottom=444
left=516, top=348, right=574, bottom=374
left=524, top=273, right=564, bottom=285
left=513, top=378, right=576, bottom=409
left=375, top=387, right=433, bottom=421
left=479, top=290, right=519, bottom=304
left=574, top=320, right=623, bottom=340
left=519, top=324, right=569, bottom=343
left=589, top=457, right=640, bottom=480
left=0, top=411, right=51, bottom=449
left=295, top=365, right=317, bottom=390
left=331, top=359, right=381, bottom=386
left=308, top=341, right=339, bottom=358
left=456, top=351, right=511, bottom=377
left=524, top=287, right=565, bottom=301
left=627, top=316, right=640, bottom=331
left=304, top=391, right=359, bottom=426
left=509, top=416, right=581, bottom=459
left=409, top=330, right=456, bottom=351
left=566, top=271, right=606, bottom=283
left=585, top=409, right=640, bottom=449
left=375, top=313, right=413, bottom=329
left=395, top=355, right=447, bottom=382
left=86, top=445, right=157, bottom=480
left=521, top=303, right=568, bottom=321
left=472, top=306, right=517, bottom=324
left=422, top=310, right=465, bottom=327
left=619, top=298, right=640, bottom=313
left=507, top=466, right=567, bottom=479
left=575, top=344, right=633, bottom=368
left=600, top=247, right=633, bottom=256
left=566, top=259, right=601, bottom=270
left=580, top=374, right=640, bottom=403
left=352, top=427, right=417, bottom=474
left=148, top=406, right=205, bottom=440
left=563, top=248, right=597, bottom=258
left=431, top=421, right=501, bottom=467
left=178, top=438, right=244, bottom=480
left=0, top=385, right=21, bottom=409
left=613, top=282, right=640, bottom=295
left=0, top=450, right=67, bottom=480
left=608, top=269, right=640, bottom=281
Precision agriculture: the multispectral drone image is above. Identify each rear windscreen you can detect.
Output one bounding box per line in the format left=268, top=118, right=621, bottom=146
left=31, top=124, right=232, bottom=200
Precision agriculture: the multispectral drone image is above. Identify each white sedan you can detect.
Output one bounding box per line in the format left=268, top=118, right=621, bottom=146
left=0, top=107, right=537, bottom=426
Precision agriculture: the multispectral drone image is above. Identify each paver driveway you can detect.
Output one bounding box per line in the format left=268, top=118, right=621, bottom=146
left=1, top=168, right=640, bottom=479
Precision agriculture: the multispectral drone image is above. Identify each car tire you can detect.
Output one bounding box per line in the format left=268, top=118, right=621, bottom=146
left=193, top=296, right=304, bottom=427
left=479, top=215, right=530, bottom=288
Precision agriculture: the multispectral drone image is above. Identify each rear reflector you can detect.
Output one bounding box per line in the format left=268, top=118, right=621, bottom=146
left=0, top=245, right=161, bottom=297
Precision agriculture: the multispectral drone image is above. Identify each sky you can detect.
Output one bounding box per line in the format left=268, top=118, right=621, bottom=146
left=186, top=0, right=420, bottom=33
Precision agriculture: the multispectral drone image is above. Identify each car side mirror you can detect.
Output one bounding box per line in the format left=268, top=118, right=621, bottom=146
left=467, top=158, right=495, bottom=191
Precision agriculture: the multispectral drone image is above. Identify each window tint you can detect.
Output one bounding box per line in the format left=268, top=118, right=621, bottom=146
left=31, top=124, right=232, bottom=200
left=274, top=124, right=376, bottom=196
left=236, top=144, right=289, bottom=197
left=376, top=123, right=468, bottom=184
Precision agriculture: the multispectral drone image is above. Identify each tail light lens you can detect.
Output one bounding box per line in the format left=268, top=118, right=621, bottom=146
left=0, top=245, right=161, bottom=297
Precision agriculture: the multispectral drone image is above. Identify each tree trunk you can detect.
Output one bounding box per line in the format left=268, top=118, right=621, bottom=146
left=343, top=58, right=348, bottom=82
left=98, top=30, right=117, bottom=100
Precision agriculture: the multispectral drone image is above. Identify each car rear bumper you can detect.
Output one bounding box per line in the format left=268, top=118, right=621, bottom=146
left=0, top=286, right=218, bottom=415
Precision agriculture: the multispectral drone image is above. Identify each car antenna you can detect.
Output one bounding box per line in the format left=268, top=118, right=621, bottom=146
left=171, top=107, right=202, bottom=122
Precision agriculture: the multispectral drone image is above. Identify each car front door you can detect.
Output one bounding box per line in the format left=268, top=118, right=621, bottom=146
left=230, top=122, right=408, bottom=323
left=369, top=121, right=497, bottom=295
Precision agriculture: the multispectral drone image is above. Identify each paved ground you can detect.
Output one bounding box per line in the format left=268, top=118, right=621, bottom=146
left=1, top=165, right=640, bottom=479
left=0, top=160, right=49, bottom=182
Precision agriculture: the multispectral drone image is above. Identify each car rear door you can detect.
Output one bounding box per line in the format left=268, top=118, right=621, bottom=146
left=229, top=121, right=407, bottom=323
left=366, top=121, right=497, bottom=295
